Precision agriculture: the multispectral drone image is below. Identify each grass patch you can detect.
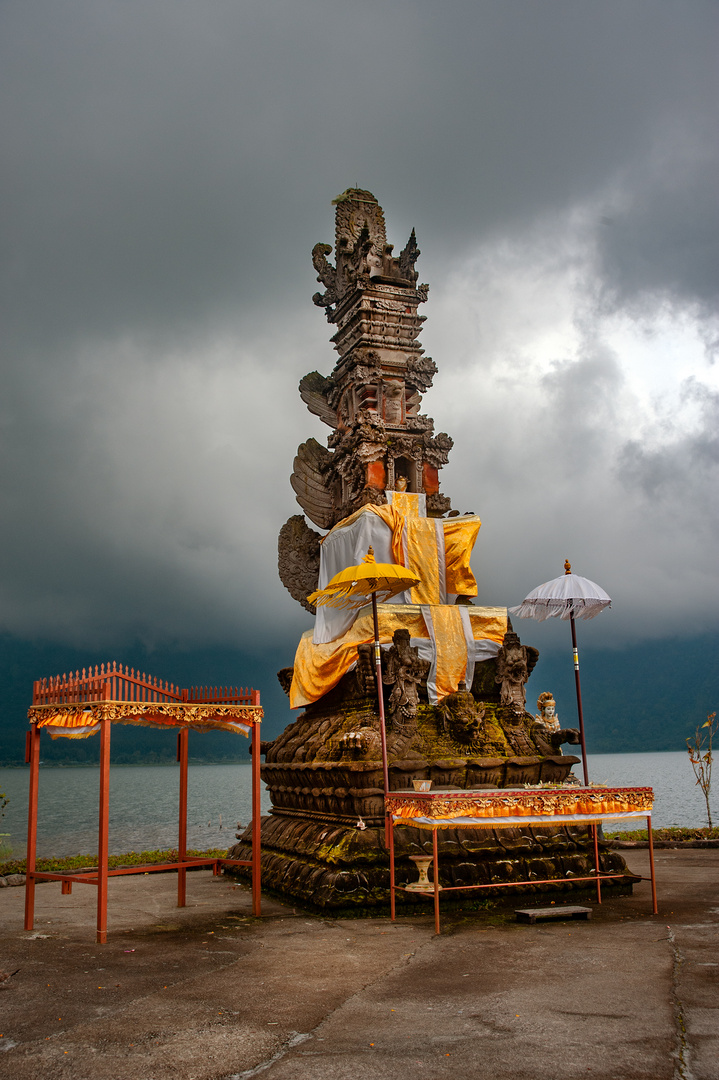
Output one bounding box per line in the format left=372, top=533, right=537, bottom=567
left=0, top=847, right=228, bottom=877
left=605, top=826, right=719, bottom=842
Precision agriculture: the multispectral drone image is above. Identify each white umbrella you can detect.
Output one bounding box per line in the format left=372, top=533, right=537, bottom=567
left=509, top=560, right=611, bottom=785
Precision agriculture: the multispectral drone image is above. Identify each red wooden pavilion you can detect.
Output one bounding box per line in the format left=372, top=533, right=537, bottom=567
left=24, top=663, right=263, bottom=943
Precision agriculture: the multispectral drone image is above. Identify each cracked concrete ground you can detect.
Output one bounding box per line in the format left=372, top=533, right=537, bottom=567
left=0, top=849, right=716, bottom=1079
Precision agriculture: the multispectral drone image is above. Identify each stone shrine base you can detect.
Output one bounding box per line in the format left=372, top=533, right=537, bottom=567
left=228, top=813, right=635, bottom=911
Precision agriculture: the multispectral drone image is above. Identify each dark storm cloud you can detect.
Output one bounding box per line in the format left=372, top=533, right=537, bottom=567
left=1, top=0, right=717, bottom=651
left=3, top=1, right=716, bottom=348
left=618, top=381, right=719, bottom=505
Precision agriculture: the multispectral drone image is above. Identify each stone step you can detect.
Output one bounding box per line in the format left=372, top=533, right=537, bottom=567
left=515, top=905, right=592, bottom=924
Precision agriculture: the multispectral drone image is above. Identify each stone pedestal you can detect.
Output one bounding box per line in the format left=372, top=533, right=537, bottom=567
left=229, top=811, right=634, bottom=912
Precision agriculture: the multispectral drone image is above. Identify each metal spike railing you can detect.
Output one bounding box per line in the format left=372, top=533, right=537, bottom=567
left=32, top=664, right=260, bottom=707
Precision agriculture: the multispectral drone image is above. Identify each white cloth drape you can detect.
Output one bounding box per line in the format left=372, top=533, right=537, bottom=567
left=313, top=512, right=399, bottom=644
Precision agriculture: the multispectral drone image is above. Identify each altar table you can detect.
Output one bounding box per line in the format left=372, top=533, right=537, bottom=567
left=385, top=786, right=658, bottom=934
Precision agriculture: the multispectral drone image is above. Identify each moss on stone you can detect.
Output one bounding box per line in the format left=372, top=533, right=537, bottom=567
left=413, top=702, right=511, bottom=762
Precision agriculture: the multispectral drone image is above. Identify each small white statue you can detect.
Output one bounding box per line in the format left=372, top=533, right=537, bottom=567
left=535, top=692, right=560, bottom=732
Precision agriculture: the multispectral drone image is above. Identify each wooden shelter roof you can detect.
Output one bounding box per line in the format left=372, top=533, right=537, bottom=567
left=28, top=662, right=262, bottom=739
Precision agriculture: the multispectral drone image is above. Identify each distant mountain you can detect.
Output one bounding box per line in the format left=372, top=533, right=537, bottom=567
left=1, top=631, right=716, bottom=765
left=526, top=632, right=718, bottom=754
left=0, top=635, right=295, bottom=766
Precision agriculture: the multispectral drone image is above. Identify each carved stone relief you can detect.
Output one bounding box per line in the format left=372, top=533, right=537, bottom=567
left=495, top=631, right=536, bottom=708
left=277, top=515, right=322, bottom=613
left=381, top=628, right=430, bottom=734
left=439, top=682, right=486, bottom=744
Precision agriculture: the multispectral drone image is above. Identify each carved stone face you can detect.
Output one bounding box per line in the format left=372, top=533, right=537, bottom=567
left=503, top=646, right=528, bottom=682
left=442, top=686, right=485, bottom=745
left=448, top=708, right=485, bottom=744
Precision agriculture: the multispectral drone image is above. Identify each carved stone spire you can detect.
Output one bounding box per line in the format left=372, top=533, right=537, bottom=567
left=279, top=190, right=454, bottom=607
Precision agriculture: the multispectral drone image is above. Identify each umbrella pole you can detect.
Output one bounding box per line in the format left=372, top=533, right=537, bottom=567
left=371, top=591, right=391, bottom=844
left=570, top=612, right=589, bottom=785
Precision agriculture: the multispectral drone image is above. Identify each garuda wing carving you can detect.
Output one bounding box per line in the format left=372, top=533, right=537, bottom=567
left=312, top=243, right=339, bottom=308
left=278, top=515, right=322, bottom=614
left=299, top=371, right=336, bottom=427
left=290, top=437, right=336, bottom=530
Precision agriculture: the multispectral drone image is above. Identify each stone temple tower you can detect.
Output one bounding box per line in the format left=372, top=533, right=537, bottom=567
left=279, top=188, right=453, bottom=610
left=230, top=190, right=632, bottom=912
left=299, top=191, right=452, bottom=502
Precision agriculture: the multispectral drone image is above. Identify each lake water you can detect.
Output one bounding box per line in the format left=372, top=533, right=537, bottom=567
left=0, top=763, right=273, bottom=860
left=0, top=751, right=715, bottom=859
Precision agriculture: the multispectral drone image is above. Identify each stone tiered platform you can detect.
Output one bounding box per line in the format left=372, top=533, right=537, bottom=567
left=230, top=814, right=634, bottom=911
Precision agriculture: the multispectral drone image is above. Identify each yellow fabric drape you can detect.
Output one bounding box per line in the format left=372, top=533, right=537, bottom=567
left=290, top=604, right=508, bottom=709
left=426, top=606, right=471, bottom=701
left=325, top=507, right=481, bottom=600
left=443, top=517, right=481, bottom=596
left=389, top=491, right=424, bottom=520
left=291, top=607, right=428, bottom=709
left=406, top=519, right=442, bottom=604
left=30, top=707, right=258, bottom=738
left=34, top=711, right=99, bottom=734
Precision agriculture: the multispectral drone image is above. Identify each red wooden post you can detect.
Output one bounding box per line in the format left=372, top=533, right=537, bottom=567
left=570, top=613, right=590, bottom=786
left=177, top=728, right=189, bottom=907
left=432, top=827, right=441, bottom=935
left=251, top=719, right=262, bottom=916
left=591, top=823, right=602, bottom=904
left=97, top=717, right=111, bottom=944
left=647, top=815, right=658, bottom=915
left=24, top=725, right=41, bottom=931
left=370, top=591, right=391, bottom=846
left=389, top=814, right=396, bottom=921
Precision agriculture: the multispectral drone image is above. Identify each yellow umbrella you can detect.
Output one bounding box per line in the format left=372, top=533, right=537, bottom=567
left=308, top=547, right=421, bottom=822
left=307, top=546, right=420, bottom=609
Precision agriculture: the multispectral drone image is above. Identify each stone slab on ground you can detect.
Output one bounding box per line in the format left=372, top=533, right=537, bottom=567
left=515, top=904, right=592, bottom=923
left=0, top=850, right=716, bottom=1079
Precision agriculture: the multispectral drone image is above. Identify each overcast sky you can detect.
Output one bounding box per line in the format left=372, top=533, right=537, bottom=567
left=1, top=0, right=717, bottom=665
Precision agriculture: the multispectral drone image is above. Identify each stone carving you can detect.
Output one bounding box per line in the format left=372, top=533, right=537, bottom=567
left=531, top=691, right=581, bottom=756
left=277, top=515, right=322, bottom=613
left=355, top=643, right=377, bottom=694
left=339, top=726, right=382, bottom=761
left=398, top=228, right=421, bottom=284
left=405, top=355, right=438, bottom=395
left=439, top=681, right=486, bottom=744
left=383, top=380, right=404, bottom=425
left=495, top=631, right=538, bottom=708
left=500, top=704, right=537, bottom=756
left=298, top=370, right=336, bottom=427
left=276, top=667, right=294, bottom=696
left=423, top=430, right=454, bottom=468
left=382, top=629, right=430, bottom=734
left=290, top=438, right=337, bottom=530
left=311, top=243, right=339, bottom=309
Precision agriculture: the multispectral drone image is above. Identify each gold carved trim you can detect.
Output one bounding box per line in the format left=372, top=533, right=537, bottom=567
left=385, top=787, right=653, bottom=819
left=28, top=701, right=263, bottom=727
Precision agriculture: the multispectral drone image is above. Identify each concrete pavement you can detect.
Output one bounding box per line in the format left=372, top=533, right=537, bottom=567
left=0, top=849, right=716, bottom=1079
